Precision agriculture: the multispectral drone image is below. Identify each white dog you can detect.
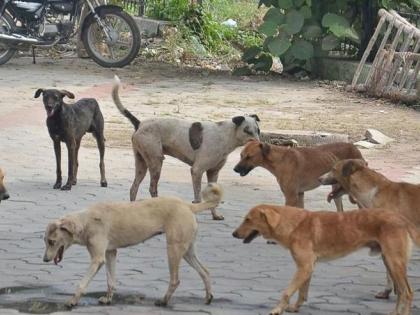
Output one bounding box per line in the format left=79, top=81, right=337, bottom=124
left=112, top=75, right=260, bottom=220
left=43, top=183, right=223, bottom=308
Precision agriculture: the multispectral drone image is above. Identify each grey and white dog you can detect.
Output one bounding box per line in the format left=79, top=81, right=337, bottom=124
left=112, top=76, right=260, bottom=220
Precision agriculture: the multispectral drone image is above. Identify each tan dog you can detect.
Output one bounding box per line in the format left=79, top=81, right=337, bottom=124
left=0, top=168, right=9, bottom=202
left=233, top=141, right=363, bottom=211
left=43, top=184, right=222, bottom=308
left=319, top=158, right=420, bottom=298
left=233, top=205, right=418, bottom=315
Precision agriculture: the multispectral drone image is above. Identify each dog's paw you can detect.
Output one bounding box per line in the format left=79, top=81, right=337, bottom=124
left=53, top=182, right=62, bottom=189
left=98, top=296, right=112, bottom=305
left=212, top=214, right=224, bottom=221
left=269, top=307, right=284, bottom=315
left=375, top=289, right=391, bottom=299
left=205, top=293, right=213, bottom=305
left=65, top=298, right=78, bottom=309
left=285, top=304, right=299, bottom=313
left=154, top=299, right=168, bottom=307
left=101, top=181, right=108, bottom=188
left=61, top=184, right=72, bottom=191
left=72, top=179, right=77, bottom=185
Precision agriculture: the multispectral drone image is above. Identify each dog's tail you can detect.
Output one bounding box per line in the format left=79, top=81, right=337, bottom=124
left=406, top=221, right=420, bottom=248
left=112, top=75, right=140, bottom=130
left=190, top=183, right=223, bottom=214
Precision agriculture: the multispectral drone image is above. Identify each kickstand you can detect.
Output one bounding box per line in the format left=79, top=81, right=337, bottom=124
left=32, top=46, right=36, bottom=64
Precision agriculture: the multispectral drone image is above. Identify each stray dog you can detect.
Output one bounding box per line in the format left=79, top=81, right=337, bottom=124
left=233, top=204, right=417, bottom=315
left=0, top=168, right=9, bottom=202
left=319, top=158, right=420, bottom=299
left=112, top=75, right=260, bottom=220
left=35, top=89, right=107, bottom=190
left=233, top=140, right=363, bottom=211
left=43, top=183, right=222, bottom=308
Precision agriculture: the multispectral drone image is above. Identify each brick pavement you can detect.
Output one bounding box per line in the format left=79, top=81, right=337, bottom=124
left=1, top=58, right=420, bottom=315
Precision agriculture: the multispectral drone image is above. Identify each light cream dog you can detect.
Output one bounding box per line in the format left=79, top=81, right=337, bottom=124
left=0, top=168, right=9, bottom=202
left=43, top=183, right=223, bottom=308
left=233, top=204, right=418, bottom=315
left=319, top=158, right=420, bottom=299
left=112, top=75, right=260, bottom=220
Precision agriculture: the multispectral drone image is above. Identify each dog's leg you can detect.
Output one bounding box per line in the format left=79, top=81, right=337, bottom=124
left=297, top=193, right=304, bottom=208
left=72, top=138, right=81, bottom=186
left=66, top=255, right=105, bottom=308
left=99, top=249, right=117, bottom=305
left=93, top=131, right=107, bottom=188
left=286, top=276, right=312, bottom=313
left=183, top=243, right=213, bottom=304
left=130, top=152, right=148, bottom=201
left=62, top=139, right=76, bottom=190
left=148, top=159, right=163, bottom=198
left=191, top=166, right=204, bottom=204
left=206, top=162, right=225, bottom=220
left=333, top=197, right=344, bottom=212
left=53, top=139, right=62, bottom=189
left=375, top=263, right=393, bottom=299
left=155, top=243, right=187, bottom=306
left=270, top=250, right=315, bottom=315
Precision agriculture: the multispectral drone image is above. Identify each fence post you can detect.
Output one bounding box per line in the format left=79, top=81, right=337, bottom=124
left=359, top=0, right=377, bottom=59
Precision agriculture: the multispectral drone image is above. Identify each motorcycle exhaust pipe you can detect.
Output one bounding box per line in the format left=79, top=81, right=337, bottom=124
left=0, top=33, right=44, bottom=44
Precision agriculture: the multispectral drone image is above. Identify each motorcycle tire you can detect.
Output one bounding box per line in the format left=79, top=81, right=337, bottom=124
left=82, top=8, right=140, bottom=68
left=0, top=14, right=16, bottom=66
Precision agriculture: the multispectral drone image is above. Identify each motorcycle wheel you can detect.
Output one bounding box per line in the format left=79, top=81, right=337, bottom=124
left=0, top=14, right=16, bottom=66
left=82, top=8, right=140, bottom=68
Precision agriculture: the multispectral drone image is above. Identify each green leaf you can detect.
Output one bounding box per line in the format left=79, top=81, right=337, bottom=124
left=264, top=7, right=285, bottom=24
left=267, top=36, right=291, bottom=56
left=278, top=0, right=293, bottom=9
left=299, top=5, right=311, bottom=19
left=290, top=39, right=314, bottom=60
left=284, top=10, right=304, bottom=35
left=410, top=0, right=420, bottom=7
left=242, top=46, right=262, bottom=62
left=329, top=24, right=360, bottom=42
left=303, top=24, right=322, bottom=39
left=321, top=34, right=340, bottom=50
left=259, top=20, right=279, bottom=37
left=254, top=54, right=273, bottom=72
left=322, top=13, right=349, bottom=28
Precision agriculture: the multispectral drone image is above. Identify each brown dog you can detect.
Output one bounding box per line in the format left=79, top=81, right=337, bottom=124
left=319, top=158, right=420, bottom=298
left=233, top=141, right=363, bottom=211
left=233, top=204, right=417, bottom=315
left=0, top=168, right=9, bottom=202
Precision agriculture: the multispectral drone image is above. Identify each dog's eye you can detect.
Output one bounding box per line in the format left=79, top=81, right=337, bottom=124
left=48, top=240, right=56, bottom=246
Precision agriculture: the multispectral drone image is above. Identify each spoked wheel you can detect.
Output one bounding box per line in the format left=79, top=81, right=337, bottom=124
left=82, top=8, right=140, bottom=68
left=0, top=14, right=16, bottom=65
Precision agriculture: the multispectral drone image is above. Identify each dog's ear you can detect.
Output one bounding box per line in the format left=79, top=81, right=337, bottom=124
left=60, top=90, right=75, bottom=99
left=259, top=142, right=270, bottom=157
left=260, top=208, right=280, bottom=231
left=58, top=219, right=77, bottom=236
left=249, top=114, right=260, bottom=122
left=34, top=89, right=44, bottom=98
left=232, top=116, right=245, bottom=127
left=342, top=160, right=366, bottom=177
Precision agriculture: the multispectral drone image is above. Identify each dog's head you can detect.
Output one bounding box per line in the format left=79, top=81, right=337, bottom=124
left=232, top=115, right=260, bottom=144
left=234, top=140, right=270, bottom=176
left=43, top=219, right=77, bottom=264
left=232, top=206, right=280, bottom=243
left=34, top=89, right=75, bottom=118
left=319, top=159, right=368, bottom=202
left=0, top=168, right=9, bottom=203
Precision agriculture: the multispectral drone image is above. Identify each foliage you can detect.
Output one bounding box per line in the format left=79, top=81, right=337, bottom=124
left=241, top=0, right=420, bottom=74
left=146, top=0, right=190, bottom=21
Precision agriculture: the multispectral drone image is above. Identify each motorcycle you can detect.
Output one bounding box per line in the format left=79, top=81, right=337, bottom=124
left=0, top=0, right=141, bottom=67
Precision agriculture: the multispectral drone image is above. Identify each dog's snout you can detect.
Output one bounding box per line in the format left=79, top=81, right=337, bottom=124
left=233, top=166, right=240, bottom=173
left=3, top=192, right=9, bottom=200
left=43, top=256, right=49, bottom=263
left=232, top=231, right=239, bottom=238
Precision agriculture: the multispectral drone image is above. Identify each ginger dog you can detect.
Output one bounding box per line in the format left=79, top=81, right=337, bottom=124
left=234, top=140, right=363, bottom=211
left=233, top=205, right=417, bottom=315
left=43, top=184, right=222, bottom=308
left=319, top=158, right=420, bottom=299
left=0, top=168, right=9, bottom=202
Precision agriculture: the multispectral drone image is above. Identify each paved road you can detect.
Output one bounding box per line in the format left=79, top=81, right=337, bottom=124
left=1, top=58, right=420, bottom=315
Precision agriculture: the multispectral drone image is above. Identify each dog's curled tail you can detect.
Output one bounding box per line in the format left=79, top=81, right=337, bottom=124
left=190, top=183, right=223, bottom=214
left=112, top=75, right=140, bottom=130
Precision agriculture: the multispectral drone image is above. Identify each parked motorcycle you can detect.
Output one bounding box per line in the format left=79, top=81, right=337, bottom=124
left=0, top=0, right=141, bottom=67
